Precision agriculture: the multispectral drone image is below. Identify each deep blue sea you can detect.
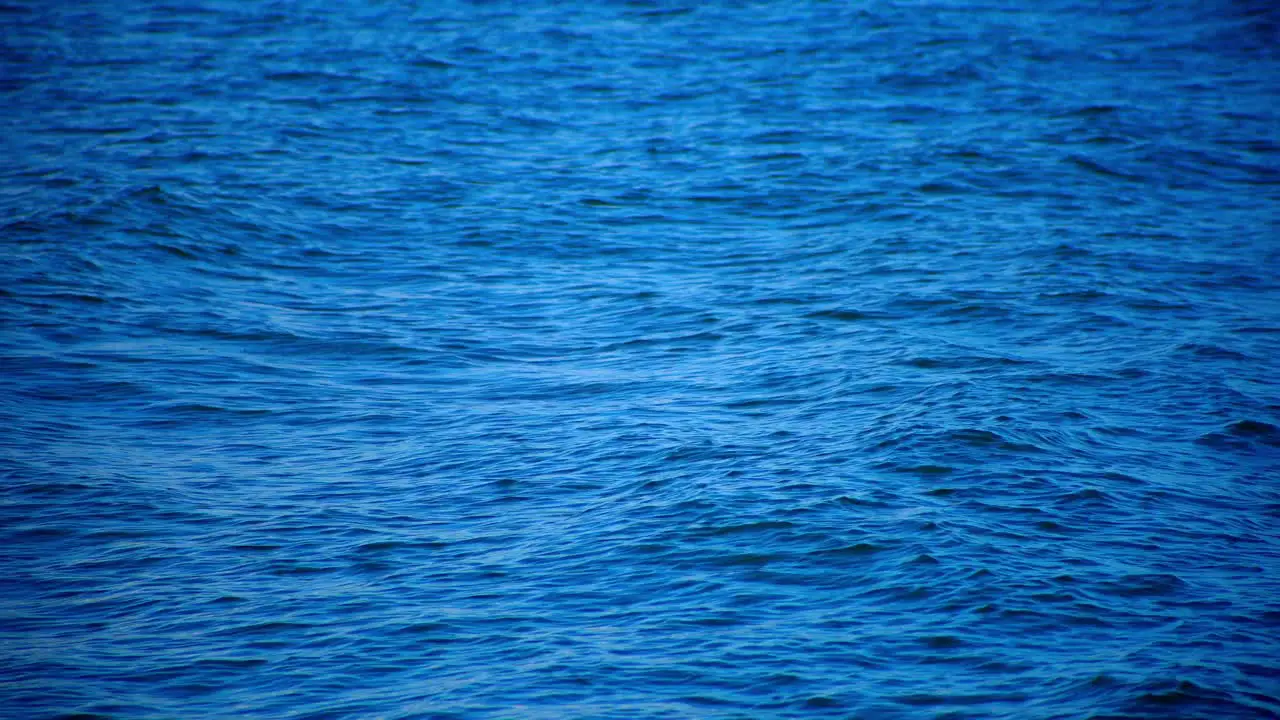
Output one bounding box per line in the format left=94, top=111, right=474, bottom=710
left=3, top=1, right=1280, bottom=718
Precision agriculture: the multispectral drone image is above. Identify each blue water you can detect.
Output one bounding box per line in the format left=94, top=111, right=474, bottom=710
left=3, top=1, right=1279, bottom=718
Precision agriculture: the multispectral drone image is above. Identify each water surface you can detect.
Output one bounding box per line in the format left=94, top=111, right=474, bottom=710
left=3, top=1, right=1279, bottom=718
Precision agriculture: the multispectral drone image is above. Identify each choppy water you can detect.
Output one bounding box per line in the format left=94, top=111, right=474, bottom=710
left=3, top=1, right=1280, bottom=718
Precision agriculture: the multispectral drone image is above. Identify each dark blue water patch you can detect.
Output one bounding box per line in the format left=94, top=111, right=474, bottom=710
left=3, top=0, right=1280, bottom=718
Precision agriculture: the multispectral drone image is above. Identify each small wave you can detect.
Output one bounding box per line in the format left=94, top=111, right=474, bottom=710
left=811, top=542, right=885, bottom=557
left=1056, top=104, right=1123, bottom=117
left=1067, top=154, right=1145, bottom=182
left=804, top=308, right=889, bottom=321
left=1119, top=679, right=1269, bottom=718
left=1177, top=342, right=1251, bottom=360
left=1197, top=419, right=1280, bottom=449
left=1097, top=573, right=1186, bottom=598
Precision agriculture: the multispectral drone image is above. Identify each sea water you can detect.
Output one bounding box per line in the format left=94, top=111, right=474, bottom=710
left=2, top=1, right=1279, bottom=718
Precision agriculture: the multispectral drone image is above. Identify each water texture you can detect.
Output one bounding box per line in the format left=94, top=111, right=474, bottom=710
left=3, top=1, right=1279, bottom=718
